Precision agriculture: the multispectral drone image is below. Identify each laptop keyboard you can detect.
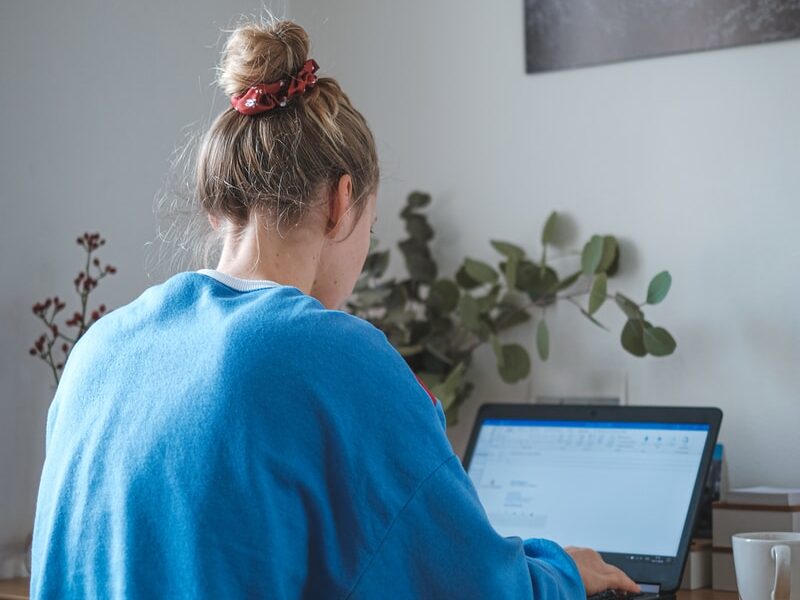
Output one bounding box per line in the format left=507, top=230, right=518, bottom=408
left=587, top=591, right=665, bottom=600
left=588, top=591, right=641, bottom=600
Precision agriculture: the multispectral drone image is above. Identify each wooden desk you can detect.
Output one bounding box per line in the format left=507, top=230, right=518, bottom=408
left=0, top=579, right=28, bottom=600
left=0, top=580, right=736, bottom=599
left=680, top=592, right=736, bottom=600
left=0, top=578, right=737, bottom=600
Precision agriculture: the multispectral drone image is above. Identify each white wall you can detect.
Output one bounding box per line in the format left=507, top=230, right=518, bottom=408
left=0, top=0, right=289, bottom=575
left=290, top=1, right=800, bottom=482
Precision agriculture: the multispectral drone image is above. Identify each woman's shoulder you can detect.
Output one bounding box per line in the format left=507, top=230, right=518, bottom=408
left=84, top=270, right=391, bottom=357
left=247, top=296, right=403, bottom=383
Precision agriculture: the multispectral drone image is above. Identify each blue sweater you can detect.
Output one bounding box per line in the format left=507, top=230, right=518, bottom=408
left=31, top=271, right=584, bottom=599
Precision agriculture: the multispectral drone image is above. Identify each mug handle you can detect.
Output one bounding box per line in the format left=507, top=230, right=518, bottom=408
left=771, top=544, right=791, bottom=600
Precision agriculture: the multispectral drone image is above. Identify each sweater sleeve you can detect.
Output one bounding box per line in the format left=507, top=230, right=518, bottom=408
left=346, top=455, right=586, bottom=600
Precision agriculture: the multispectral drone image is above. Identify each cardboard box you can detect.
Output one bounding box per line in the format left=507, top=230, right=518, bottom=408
left=680, top=539, right=711, bottom=590
left=711, top=548, right=737, bottom=592
left=712, top=502, right=800, bottom=548
left=710, top=501, right=800, bottom=593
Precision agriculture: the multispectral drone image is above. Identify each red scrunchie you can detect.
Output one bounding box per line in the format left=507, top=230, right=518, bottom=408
left=230, top=59, right=320, bottom=116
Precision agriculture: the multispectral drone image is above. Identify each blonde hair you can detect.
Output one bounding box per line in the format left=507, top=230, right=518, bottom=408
left=197, top=18, right=379, bottom=232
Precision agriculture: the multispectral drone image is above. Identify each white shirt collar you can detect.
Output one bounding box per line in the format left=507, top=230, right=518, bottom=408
left=196, top=269, right=281, bottom=292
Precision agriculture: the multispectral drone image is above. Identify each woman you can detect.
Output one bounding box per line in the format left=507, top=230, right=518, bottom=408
left=31, top=18, right=640, bottom=599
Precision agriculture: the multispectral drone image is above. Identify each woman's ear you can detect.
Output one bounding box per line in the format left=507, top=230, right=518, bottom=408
left=326, top=174, right=354, bottom=236
left=207, top=214, right=221, bottom=231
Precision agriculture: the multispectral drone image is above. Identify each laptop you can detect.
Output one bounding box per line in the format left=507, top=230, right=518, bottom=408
left=462, top=404, right=723, bottom=599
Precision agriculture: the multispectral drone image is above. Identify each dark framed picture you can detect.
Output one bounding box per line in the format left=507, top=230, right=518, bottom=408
left=525, top=0, right=800, bottom=73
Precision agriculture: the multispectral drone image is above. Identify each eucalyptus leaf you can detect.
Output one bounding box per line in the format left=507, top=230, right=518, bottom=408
left=444, top=380, right=474, bottom=426
left=517, top=261, right=558, bottom=302
left=588, top=273, right=607, bottom=316
left=386, top=324, right=410, bottom=347
left=405, top=214, right=434, bottom=242
left=498, top=344, right=531, bottom=384
left=354, top=287, right=392, bottom=307
left=504, top=255, right=519, bottom=290
left=407, top=191, right=432, bottom=208
left=598, top=236, right=618, bottom=274
left=408, top=320, right=432, bottom=345
left=621, top=319, right=647, bottom=357
left=455, top=265, right=481, bottom=289
left=536, top=320, right=550, bottom=361
left=646, top=271, right=672, bottom=305
left=427, top=279, right=460, bottom=313
left=493, top=307, right=531, bottom=331
left=363, top=249, right=390, bottom=278
left=431, top=362, right=466, bottom=411
left=606, top=243, right=621, bottom=277
left=581, top=235, right=604, bottom=276
left=384, top=308, right=417, bottom=326
left=643, top=325, right=677, bottom=356
left=399, top=239, right=437, bottom=283
left=385, top=285, right=408, bottom=310
left=615, top=292, right=644, bottom=320
left=352, top=278, right=370, bottom=293
left=490, top=240, right=525, bottom=260
left=476, top=285, right=501, bottom=313
left=458, top=294, right=481, bottom=332
left=463, top=258, right=499, bottom=285
left=541, top=211, right=558, bottom=245
left=396, top=344, right=424, bottom=357
left=416, top=371, right=442, bottom=389
left=515, top=260, right=537, bottom=291
left=429, top=316, right=453, bottom=335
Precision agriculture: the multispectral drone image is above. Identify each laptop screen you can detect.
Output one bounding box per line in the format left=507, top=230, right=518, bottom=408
left=466, top=419, right=710, bottom=561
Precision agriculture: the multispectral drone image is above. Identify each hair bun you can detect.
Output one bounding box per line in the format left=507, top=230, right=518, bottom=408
left=219, top=20, right=310, bottom=97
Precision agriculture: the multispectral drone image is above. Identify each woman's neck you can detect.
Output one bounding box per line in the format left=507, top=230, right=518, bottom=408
left=214, top=217, right=324, bottom=296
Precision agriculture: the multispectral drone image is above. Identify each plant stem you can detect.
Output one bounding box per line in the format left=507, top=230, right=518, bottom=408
left=77, top=247, right=92, bottom=338
left=44, top=338, right=59, bottom=386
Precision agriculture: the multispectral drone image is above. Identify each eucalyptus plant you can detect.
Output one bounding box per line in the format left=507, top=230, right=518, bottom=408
left=347, top=192, right=675, bottom=424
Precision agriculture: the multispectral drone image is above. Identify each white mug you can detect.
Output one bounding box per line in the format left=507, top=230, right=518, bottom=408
left=732, top=532, right=800, bottom=600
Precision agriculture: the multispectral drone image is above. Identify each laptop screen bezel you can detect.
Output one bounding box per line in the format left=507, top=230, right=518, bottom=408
left=461, top=404, right=723, bottom=592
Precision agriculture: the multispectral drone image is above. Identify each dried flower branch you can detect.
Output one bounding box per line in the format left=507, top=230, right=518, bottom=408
left=29, top=232, right=117, bottom=385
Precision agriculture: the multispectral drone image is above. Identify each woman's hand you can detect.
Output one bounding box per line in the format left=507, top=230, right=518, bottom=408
left=564, top=546, right=640, bottom=596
